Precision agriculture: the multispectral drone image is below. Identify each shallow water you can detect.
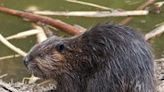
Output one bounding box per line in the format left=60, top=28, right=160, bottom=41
left=0, top=0, right=164, bottom=81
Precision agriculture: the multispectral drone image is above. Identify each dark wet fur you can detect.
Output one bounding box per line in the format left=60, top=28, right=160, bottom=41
left=24, top=24, right=155, bottom=92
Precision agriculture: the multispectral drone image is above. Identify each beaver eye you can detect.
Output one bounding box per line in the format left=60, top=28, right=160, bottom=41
left=56, top=44, right=65, bottom=52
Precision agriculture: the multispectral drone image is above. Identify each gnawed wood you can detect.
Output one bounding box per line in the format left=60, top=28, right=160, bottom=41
left=6, top=29, right=40, bottom=40
left=32, top=10, right=149, bottom=17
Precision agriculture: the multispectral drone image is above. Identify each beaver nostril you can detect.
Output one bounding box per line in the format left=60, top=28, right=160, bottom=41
left=23, top=57, right=29, bottom=67
left=23, top=55, right=32, bottom=67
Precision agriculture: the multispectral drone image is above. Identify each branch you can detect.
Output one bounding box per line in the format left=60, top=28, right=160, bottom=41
left=0, top=34, right=27, bottom=57
left=145, top=23, right=164, bottom=40
left=6, top=29, right=40, bottom=40
left=0, top=6, right=83, bottom=35
left=32, top=10, right=148, bottom=17
left=6, top=24, right=52, bottom=40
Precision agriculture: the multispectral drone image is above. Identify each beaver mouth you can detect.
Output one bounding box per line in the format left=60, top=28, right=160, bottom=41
left=23, top=52, right=65, bottom=79
left=23, top=55, right=49, bottom=79
left=25, top=57, right=61, bottom=79
left=26, top=62, right=47, bottom=79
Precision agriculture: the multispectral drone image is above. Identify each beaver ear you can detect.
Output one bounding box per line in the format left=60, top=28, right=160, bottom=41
left=56, top=44, right=65, bottom=52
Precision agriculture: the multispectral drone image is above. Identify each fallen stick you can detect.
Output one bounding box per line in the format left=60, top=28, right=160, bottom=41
left=0, top=6, right=83, bottom=35
left=145, top=24, right=164, bottom=40
left=66, top=0, right=114, bottom=11
left=0, top=34, right=27, bottom=57
left=120, top=0, right=156, bottom=25
left=0, top=54, right=20, bottom=61
left=0, top=80, right=18, bottom=92
left=32, top=10, right=149, bottom=17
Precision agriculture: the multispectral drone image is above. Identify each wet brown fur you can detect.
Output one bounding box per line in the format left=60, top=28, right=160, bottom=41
left=24, top=24, right=155, bottom=92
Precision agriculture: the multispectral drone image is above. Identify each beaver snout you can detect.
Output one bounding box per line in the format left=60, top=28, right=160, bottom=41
left=23, top=56, right=29, bottom=67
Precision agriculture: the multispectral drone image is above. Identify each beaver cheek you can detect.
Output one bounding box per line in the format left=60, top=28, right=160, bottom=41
left=51, top=52, right=65, bottom=62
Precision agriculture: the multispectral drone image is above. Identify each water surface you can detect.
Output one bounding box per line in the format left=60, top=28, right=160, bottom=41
left=0, top=0, right=163, bottom=81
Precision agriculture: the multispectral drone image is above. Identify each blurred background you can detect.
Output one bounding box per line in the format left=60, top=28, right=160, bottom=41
left=0, top=0, right=163, bottom=82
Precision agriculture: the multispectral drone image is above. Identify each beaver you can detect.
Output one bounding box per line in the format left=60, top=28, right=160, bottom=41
left=23, top=24, right=155, bottom=92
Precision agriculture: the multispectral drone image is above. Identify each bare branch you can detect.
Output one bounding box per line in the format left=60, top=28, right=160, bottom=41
left=145, top=23, right=164, bottom=40
left=6, top=29, right=40, bottom=40
left=0, top=6, right=83, bottom=35
left=0, top=34, right=27, bottom=57
left=32, top=10, right=148, bottom=17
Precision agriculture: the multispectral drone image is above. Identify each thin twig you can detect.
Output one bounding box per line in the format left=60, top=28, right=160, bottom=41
left=6, top=29, right=40, bottom=40
left=6, top=25, right=52, bottom=40
left=145, top=23, right=164, bottom=40
left=0, top=34, right=27, bottom=57
left=120, top=0, right=156, bottom=25
left=66, top=0, right=114, bottom=11
left=32, top=10, right=148, bottom=17
left=0, top=54, right=21, bottom=61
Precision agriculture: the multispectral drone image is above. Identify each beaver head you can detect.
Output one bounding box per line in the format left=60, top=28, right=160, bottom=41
left=23, top=29, right=105, bottom=80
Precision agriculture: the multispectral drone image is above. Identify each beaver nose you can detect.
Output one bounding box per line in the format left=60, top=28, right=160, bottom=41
left=23, top=55, right=32, bottom=67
